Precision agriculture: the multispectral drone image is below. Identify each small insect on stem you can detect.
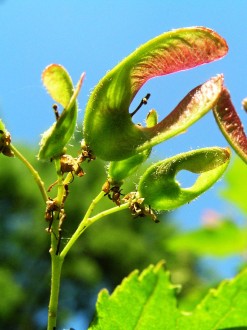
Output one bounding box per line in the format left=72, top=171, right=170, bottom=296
left=130, top=93, right=151, bottom=117
left=53, top=104, right=60, bottom=121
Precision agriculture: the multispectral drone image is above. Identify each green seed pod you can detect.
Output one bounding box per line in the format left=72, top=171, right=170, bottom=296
left=108, top=149, right=151, bottom=182
left=138, top=147, right=231, bottom=211
left=214, top=88, right=247, bottom=164
left=83, top=27, right=228, bottom=161
left=38, top=65, right=85, bottom=160
left=108, top=109, right=158, bottom=182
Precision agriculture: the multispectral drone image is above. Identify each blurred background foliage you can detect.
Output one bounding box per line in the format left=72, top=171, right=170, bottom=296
left=0, top=137, right=246, bottom=329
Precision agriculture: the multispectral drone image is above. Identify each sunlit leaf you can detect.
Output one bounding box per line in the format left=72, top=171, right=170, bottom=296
left=181, top=268, right=247, bottom=329
left=90, top=262, right=247, bottom=329
left=89, top=261, right=180, bottom=330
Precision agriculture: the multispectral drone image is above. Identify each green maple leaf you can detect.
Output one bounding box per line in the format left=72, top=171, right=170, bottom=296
left=89, top=262, right=247, bottom=330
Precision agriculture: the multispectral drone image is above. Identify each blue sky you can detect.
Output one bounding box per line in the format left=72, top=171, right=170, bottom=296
left=0, top=0, right=246, bottom=271
left=1, top=1, right=247, bottom=328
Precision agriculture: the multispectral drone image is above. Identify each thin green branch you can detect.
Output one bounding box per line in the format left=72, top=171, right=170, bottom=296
left=60, top=190, right=104, bottom=258
left=89, top=202, right=129, bottom=224
left=60, top=193, right=129, bottom=258
left=47, top=158, right=67, bottom=330
left=54, top=158, right=65, bottom=205
left=84, top=190, right=105, bottom=221
left=63, top=171, right=73, bottom=185
left=10, top=144, right=48, bottom=202
left=47, top=253, right=63, bottom=330
left=46, top=167, right=130, bottom=328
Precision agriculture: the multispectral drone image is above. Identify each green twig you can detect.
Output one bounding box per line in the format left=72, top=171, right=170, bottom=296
left=60, top=190, right=105, bottom=258
left=10, top=144, right=48, bottom=202
left=60, top=193, right=129, bottom=258
left=47, top=250, right=64, bottom=330
left=47, top=170, right=130, bottom=328
left=89, top=202, right=129, bottom=224
left=47, top=158, right=66, bottom=330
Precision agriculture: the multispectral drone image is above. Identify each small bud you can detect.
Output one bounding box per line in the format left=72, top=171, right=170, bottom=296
left=145, top=109, right=158, bottom=128
left=0, top=120, right=14, bottom=157
left=242, top=97, right=247, bottom=113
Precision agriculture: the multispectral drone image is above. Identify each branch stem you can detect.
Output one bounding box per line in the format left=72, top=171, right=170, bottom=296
left=10, top=144, right=48, bottom=202
left=47, top=158, right=66, bottom=330
left=60, top=194, right=129, bottom=258
left=47, top=252, right=64, bottom=330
